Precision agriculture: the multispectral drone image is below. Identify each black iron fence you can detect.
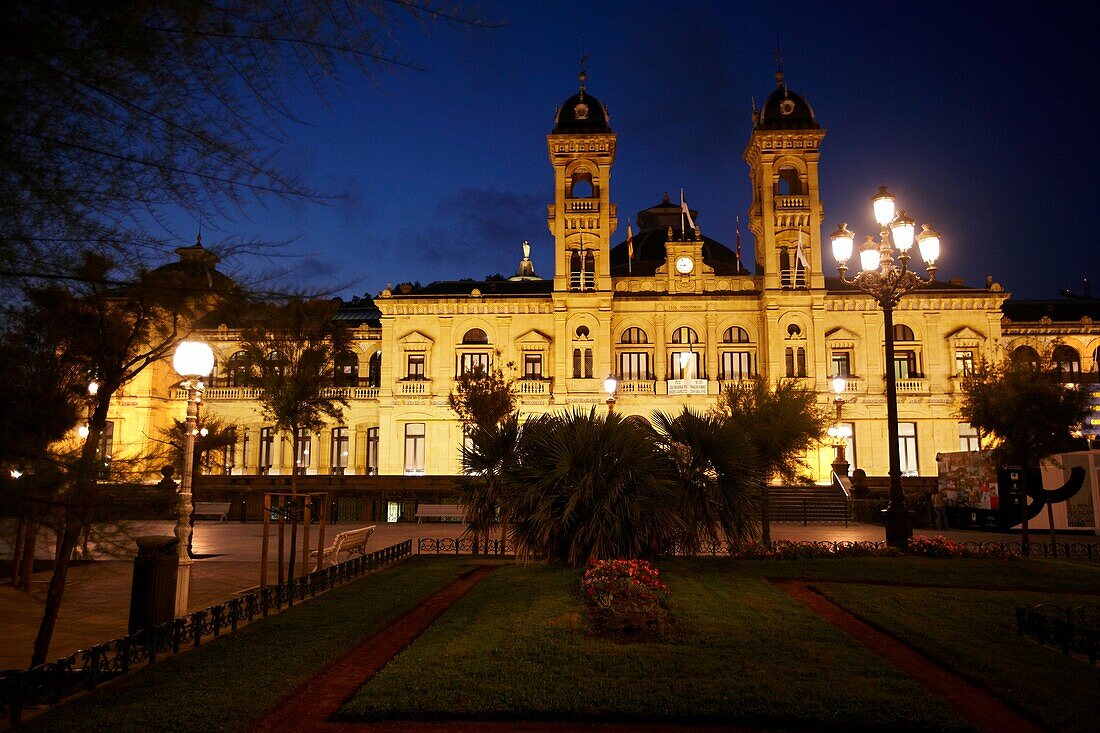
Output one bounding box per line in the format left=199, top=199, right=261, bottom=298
left=1016, top=603, right=1100, bottom=665
left=0, top=539, right=412, bottom=727
left=417, top=537, right=1100, bottom=559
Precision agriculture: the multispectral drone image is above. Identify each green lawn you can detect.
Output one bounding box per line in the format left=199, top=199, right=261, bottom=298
left=816, top=582, right=1100, bottom=733
left=341, top=563, right=971, bottom=731
left=22, top=557, right=483, bottom=733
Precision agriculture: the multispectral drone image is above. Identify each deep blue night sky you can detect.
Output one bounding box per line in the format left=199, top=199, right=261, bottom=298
left=165, top=1, right=1097, bottom=301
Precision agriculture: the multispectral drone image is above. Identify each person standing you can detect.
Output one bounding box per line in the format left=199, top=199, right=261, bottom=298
left=931, top=489, right=948, bottom=530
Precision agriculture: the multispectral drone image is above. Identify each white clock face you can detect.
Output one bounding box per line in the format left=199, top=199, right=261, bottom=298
left=675, top=256, right=694, bottom=274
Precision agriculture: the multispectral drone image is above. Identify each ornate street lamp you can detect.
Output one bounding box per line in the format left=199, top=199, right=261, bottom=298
left=830, top=187, right=941, bottom=547
left=172, top=340, right=214, bottom=616
left=827, top=377, right=852, bottom=478
left=603, top=374, right=618, bottom=414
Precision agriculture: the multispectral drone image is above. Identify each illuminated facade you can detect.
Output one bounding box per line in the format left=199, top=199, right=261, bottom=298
left=105, top=71, right=1089, bottom=485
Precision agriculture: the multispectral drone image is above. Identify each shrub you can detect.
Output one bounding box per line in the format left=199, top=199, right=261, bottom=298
left=905, top=534, right=1006, bottom=559
left=582, top=559, right=671, bottom=641
left=728, top=541, right=899, bottom=560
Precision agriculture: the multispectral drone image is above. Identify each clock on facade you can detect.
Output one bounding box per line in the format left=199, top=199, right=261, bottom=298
left=675, top=256, right=694, bottom=274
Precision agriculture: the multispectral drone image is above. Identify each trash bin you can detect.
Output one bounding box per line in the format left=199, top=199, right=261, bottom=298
left=128, top=535, right=180, bottom=634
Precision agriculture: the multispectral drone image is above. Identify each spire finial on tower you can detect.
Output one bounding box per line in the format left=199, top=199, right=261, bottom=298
left=578, top=48, right=589, bottom=99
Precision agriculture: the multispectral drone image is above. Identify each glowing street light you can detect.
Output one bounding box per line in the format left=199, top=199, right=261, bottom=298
left=830, top=186, right=941, bottom=547
left=603, top=374, right=618, bottom=414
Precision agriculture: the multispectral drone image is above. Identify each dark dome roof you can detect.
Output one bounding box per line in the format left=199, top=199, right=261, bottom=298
left=553, top=88, right=611, bottom=134
left=609, top=225, right=752, bottom=279
left=756, top=75, right=819, bottom=130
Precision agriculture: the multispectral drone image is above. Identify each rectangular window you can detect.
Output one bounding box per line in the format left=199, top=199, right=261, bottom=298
left=259, top=427, right=275, bottom=474
left=523, top=353, right=543, bottom=379
left=894, top=351, right=918, bottom=379
left=295, top=428, right=311, bottom=470
left=620, top=352, right=651, bottom=380
left=367, top=427, right=379, bottom=475
left=404, top=423, right=425, bottom=474
left=221, top=438, right=236, bottom=475
left=583, top=348, right=593, bottom=378
left=573, top=348, right=582, bottom=378
left=671, top=351, right=699, bottom=380
left=331, top=427, right=349, bottom=473
left=785, top=347, right=806, bottom=377
left=898, top=422, right=918, bottom=476
left=958, top=422, right=980, bottom=452
left=99, top=420, right=115, bottom=463
left=458, top=352, right=489, bottom=375
left=407, top=353, right=426, bottom=380
left=831, top=351, right=852, bottom=378
left=241, top=428, right=250, bottom=470
left=721, top=351, right=753, bottom=380
left=955, top=349, right=974, bottom=377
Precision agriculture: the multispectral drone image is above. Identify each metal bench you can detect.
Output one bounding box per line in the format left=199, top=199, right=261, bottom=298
left=193, top=501, right=230, bottom=521
left=311, top=525, right=375, bottom=568
left=415, top=504, right=466, bottom=523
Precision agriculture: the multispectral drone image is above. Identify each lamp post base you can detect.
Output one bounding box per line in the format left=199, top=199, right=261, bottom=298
left=883, top=506, right=913, bottom=548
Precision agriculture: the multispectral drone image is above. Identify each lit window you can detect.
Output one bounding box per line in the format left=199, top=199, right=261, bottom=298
left=831, top=351, right=852, bottom=378
left=523, top=353, right=543, bottom=379
left=958, top=423, right=980, bottom=452
left=898, top=422, right=918, bottom=476
left=259, top=428, right=275, bottom=474
left=295, top=428, right=311, bottom=470
left=407, top=353, right=426, bottom=380
left=331, top=427, right=349, bottom=474
left=955, top=349, right=974, bottom=377
left=367, top=427, right=379, bottom=475
left=404, top=423, right=425, bottom=474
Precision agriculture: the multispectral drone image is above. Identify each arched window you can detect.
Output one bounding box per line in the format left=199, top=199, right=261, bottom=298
left=1093, top=345, right=1100, bottom=372
left=1011, top=345, right=1040, bottom=370
left=266, top=351, right=286, bottom=377
left=1052, top=345, right=1081, bottom=374
left=671, top=326, right=699, bottom=344
left=462, top=328, right=488, bottom=345
left=333, top=351, right=358, bottom=387
left=570, top=171, right=594, bottom=198
left=367, top=352, right=382, bottom=387
left=226, top=351, right=249, bottom=387
left=723, top=326, right=751, bottom=343
left=776, top=167, right=802, bottom=196
left=892, top=324, right=916, bottom=341
left=620, top=327, right=648, bottom=344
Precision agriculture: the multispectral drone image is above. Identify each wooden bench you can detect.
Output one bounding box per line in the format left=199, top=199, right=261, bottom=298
left=415, top=504, right=466, bottom=523
left=193, top=501, right=231, bottom=521
left=311, top=525, right=375, bottom=568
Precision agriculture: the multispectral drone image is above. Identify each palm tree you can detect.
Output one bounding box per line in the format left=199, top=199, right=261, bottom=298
left=651, top=409, right=760, bottom=553
left=714, top=379, right=827, bottom=547
left=501, top=409, right=683, bottom=566
left=459, top=412, right=521, bottom=552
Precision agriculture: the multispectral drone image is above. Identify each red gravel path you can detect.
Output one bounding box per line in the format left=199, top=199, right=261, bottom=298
left=776, top=581, right=1046, bottom=733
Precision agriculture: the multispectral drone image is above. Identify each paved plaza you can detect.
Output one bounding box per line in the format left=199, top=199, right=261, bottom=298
left=1, top=519, right=1096, bottom=670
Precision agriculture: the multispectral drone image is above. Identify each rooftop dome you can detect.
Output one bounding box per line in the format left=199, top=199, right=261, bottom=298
left=553, top=71, right=611, bottom=134
left=755, top=70, right=819, bottom=131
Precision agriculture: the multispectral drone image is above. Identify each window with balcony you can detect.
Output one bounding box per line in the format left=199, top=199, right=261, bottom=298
left=367, top=427, right=379, bottom=475
left=331, top=427, right=349, bottom=474
left=620, top=352, right=651, bottom=380
left=367, top=351, right=382, bottom=387
left=568, top=249, right=596, bottom=291
left=831, top=350, right=852, bottom=378
left=406, top=353, right=426, bottom=380
left=404, top=423, right=425, bottom=474
left=227, top=351, right=250, bottom=387
left=898, top=422, right=918, bottom=476
left=955, top=349, right=975, bottom=377
left=523, top=353, right=543, bottom=379
left=721, top=351, right=753, bottom=381
left=670, top=351, right=700, bottom=380
left=458, top=352, right=490, bottom=375
left=893, top=351, right=919, bottom=379
left=334, top=351, right=358, bottom=387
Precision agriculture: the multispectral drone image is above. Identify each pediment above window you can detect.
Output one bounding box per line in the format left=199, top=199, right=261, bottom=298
left=399, top=331, right=434, bottom=352
left=944, top=326, right=985, bottom=347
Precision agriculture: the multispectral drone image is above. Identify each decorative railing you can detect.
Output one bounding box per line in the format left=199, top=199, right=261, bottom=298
left=320, top=386, right=379, bottom=400
left=517, top=379, right=551, bottom=396
left=775, top=195, right=808, bottom=209
left=1016, top=603, right=1099, bottom=665
left=418, top=537, right=514, bottom=555
left=895, top=379, right=926, bottom=393
left=617, top=379, right=656, bottom=395
left=397, top=381, right=430, bottom=396
left=564, top=198, right=599, bottom=213
left=0, top=540, right=412, bottom=726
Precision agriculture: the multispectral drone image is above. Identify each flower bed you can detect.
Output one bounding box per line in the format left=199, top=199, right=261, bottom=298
left=905, top=534, right=1007, bottom=558
left=730, top=540, right=899, bottom=560
left=582, top=559, right=672, bottom=641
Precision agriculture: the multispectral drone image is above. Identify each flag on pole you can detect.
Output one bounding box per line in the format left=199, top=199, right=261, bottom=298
left=680, top=188, right=696, bottom=233
left=795, top=227, right=809, bottom=268
left=627, top=219, right=634, bottom=274
left=735, top=216, right=743, bottom=268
